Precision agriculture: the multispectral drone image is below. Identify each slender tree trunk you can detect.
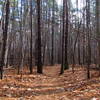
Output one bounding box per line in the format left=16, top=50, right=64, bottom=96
left=60, top=0, right=65, bottom=74
left=29, top=0, right=33, bottom=74
left=37, top=0, right=43, bottom=74
left=82, top=9, right=85, bottom=66
left=86, top=0, right=91, bottom=79
left=96, top=0, right=100, bottom=75
left=0, top=0, right=10, bottom=79
left=64, top=0, right=69, bottom=70
left=51, top=0, right=55, bottom=66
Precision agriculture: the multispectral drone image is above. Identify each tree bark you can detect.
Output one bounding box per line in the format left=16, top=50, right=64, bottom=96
left=37, top=0, right=43, bottom=74
left=64, top=0, right=69, bottom=70
left=29, top=0, right=33, bottom=74
left=0, top=0, right=10, bottom=79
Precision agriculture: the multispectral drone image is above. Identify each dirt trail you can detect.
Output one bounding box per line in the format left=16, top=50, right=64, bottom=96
left=0, top=65, right=100, bottom=100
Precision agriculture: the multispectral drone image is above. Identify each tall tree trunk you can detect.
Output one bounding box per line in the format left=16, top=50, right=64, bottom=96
left=64, top=0, right=69, bottom=70
left=0, top=0, right=10, bottom=79
left=96, top=0, right=100, bottom=75
left=29, top=0, right=33, bottom=74
left=60, top=0, right=65, bottom=74
left=51, top=0, right=55, bottom=66
left=37, top=0, right=43, bottom=74
left=86, top=0, right=91, bottom=79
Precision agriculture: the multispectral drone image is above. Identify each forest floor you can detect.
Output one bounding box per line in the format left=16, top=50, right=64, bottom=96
left=0, top=65, right=100, bottom=100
